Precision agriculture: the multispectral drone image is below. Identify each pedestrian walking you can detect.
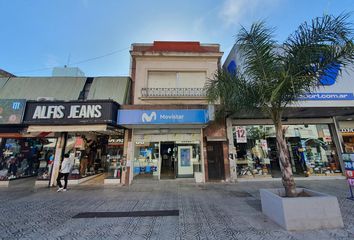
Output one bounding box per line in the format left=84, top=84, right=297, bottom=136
left=57, top=153, right=73, bottom=192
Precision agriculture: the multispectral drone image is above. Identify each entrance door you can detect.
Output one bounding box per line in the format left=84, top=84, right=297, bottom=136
left=207, top=142, right=225, bottom=180
left=160, top=142, right=175, bottom=179
left=177, top=146, right=193, bottom=177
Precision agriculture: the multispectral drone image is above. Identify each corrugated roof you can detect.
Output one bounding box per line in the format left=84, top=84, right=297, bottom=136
left=87, top=77, right=130, bottom=104
left=0, top=77, right=86, bottom=100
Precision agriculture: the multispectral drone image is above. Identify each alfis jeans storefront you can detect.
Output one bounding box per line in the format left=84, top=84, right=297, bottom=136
left=23, top=100, right=126, bottom=186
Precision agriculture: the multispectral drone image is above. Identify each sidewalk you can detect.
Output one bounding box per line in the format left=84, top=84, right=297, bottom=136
left=0, top=179, right=353, bottom=240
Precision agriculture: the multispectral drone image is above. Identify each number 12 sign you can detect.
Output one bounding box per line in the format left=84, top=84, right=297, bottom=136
left=235, top=126, right=247, bottom=143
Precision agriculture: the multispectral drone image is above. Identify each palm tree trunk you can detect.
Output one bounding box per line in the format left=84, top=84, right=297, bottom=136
left=273, top=111, right=297, bottom=197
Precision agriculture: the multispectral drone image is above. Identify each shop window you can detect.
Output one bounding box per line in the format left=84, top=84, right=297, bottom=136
left=133, top=142, right=159, bottom=178
left=132, top=139, right=202, bottom=179
left=233, top=124, right=342, bottom=179
left=0, top=138, right=57, bottom=181
left=65, top=134, right=114, bottom=180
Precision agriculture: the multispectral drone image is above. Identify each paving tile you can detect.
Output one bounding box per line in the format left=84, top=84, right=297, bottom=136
left=0, top=179, right=353, bottom=239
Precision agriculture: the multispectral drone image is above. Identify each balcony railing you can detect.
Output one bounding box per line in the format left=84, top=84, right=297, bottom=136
left=141, top=88, right=206, bottom=98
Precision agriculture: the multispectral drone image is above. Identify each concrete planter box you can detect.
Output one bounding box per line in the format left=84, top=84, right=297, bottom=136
left=260, top=188, right=344, bottom=231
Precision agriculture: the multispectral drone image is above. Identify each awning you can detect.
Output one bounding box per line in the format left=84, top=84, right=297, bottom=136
left=0, top=133, right=24, bottom=138
left=0, top=132, right=55, bottom=138
left=27, top=124, right=120, bottom=134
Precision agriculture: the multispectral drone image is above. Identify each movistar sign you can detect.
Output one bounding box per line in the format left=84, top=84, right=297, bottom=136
left=118, top=109, right=209, bottom=125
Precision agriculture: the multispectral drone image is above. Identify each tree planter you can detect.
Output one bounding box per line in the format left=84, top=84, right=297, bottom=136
left=260, top=188, right=344, bottom=231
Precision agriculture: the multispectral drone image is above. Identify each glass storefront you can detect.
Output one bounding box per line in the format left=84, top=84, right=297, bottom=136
left=65, top=134, right=107, bottom=179
left=64, top=132, right=125, bottom=181
left=0, top=138, right=57, bottom=181
left=339, top=121, right=354, bottom=153
left=233, top=124, right=342, bottom=178
left=132, top=132, right=202, bottom=180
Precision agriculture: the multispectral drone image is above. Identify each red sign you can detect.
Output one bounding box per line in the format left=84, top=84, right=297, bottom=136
left=235, top=126, right=247, bottom=143
left=345, top=170, right=354, bottom=179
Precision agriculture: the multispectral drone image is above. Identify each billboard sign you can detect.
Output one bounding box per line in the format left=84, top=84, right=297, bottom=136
left=0, top=99, right=26, bottom=124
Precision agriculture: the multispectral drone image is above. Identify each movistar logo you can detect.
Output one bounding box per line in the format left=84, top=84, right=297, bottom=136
left=142, top=112, right=157, bottom=122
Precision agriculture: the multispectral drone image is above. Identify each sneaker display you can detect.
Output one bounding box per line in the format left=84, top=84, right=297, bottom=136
left=57, top=188, right=64, bottom=192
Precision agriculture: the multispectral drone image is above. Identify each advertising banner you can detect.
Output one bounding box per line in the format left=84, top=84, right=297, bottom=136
left=343, top=153, right=354, bottom=200
left=117, top=109, right=209, bottom=125
left=0, top=99, right=26, bottom=124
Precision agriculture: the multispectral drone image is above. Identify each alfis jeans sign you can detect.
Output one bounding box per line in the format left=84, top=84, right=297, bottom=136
left=24, top=100, right=119, bottom=125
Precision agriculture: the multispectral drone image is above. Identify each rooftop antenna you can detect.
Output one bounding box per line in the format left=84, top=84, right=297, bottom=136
left=324, top=0, right=330, bottom=15
left=66, top=53, right=71, bottom=67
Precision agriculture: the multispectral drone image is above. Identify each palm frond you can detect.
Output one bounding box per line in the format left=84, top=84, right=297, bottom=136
left=237, top=22, right=279, bottom=86
left=282, top=13, right=354, bottom=94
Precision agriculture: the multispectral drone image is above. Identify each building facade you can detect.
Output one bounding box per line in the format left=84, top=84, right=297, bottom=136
left=0, top=76, right=131, bottom=187
left=118, top=41, right=227, bottom=183
left=224, top=45, right=354, bottom=181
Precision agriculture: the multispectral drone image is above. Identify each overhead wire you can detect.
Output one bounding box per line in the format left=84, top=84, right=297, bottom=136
left=12, top=46, right=130, bottom=75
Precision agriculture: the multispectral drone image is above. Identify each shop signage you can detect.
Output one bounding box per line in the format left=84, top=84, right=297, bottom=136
left=24, top=100, right=119, bottom=125
left=117, top=109, right=209, bottom=125
left=346, top=170, right=354, bottom=178
left=235, top=126, right=247, bottom=143
left=108, top=136, right=124, bottom=145
left=341, top=128, right=354, bottom=133
left=297, top=93, right=354, bottom=101
left=343, top=153, right=354, bottom=200
left=0, top=99, right=26, bottom=124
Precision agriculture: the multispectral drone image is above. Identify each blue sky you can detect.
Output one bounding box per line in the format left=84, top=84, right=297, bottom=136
left=0, top=0, right=353, bottom=77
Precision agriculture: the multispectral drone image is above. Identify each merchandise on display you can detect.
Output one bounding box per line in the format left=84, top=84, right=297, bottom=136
left=234, top=124, right=342, bottom=178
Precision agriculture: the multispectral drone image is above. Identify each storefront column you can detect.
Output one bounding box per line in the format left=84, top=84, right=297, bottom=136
left=332, top=117, right=346, bottom=173
left=126, top=129, right=133, bottom=185
left=226, top=118, right=237, bottom=182
left=200, top=129, right=206, bottom=183
left=49, top=132, right=67, bottom=187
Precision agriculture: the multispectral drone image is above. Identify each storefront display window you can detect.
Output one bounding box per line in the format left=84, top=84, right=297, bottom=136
left=0, top=138, right=57, bottom=181
left=339, top=122, right=354, bottom=153
left=65, top=134, right=109, bottom=179
left=233, top=124, right=341, bottom=178
left=133, top=142, right=159, bottom=178
left=106, top=137, right=124, bottom=180
left=132, top=138, right=202, bottom=179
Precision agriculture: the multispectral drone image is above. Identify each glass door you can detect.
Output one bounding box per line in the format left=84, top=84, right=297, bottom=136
left=178, top=146, right=193, bottom=177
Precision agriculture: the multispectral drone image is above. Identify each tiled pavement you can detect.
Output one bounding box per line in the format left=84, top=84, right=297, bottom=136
left=0, top=177, right=354, bottom=240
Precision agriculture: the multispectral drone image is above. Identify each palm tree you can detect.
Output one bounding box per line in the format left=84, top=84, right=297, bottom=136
left=207, top=14, right=354, bottom=197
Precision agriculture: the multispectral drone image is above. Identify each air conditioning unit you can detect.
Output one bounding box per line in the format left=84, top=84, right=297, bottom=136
left=36, top=97, right=56, bottom=101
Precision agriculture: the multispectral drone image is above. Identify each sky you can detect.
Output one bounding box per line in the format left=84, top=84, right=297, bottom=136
left=0, top=0, right=353, bottom=77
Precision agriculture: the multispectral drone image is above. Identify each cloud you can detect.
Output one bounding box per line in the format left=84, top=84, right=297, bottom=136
left=219, top=0, right=280, bottom=27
